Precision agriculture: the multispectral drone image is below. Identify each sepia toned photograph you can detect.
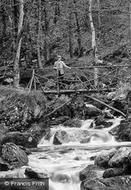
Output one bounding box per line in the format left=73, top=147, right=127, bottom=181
left=0, top=0, right=130, bottom=189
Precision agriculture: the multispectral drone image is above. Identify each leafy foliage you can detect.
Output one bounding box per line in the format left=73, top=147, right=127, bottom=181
left=0, top=87, right=46, bottom=132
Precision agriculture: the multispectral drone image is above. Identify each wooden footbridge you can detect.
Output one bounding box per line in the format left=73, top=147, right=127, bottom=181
left=26, top=64, right=130, bottom=96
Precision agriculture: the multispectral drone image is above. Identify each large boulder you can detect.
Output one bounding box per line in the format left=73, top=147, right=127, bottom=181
left=25, top=167, right=48, bottom=179
left=79, top=164, right=104, bottom=181
left=109, top=147, right=131, bottom=167
left=81, top=176, right=131, bottom=190
left=84, top=104, right=102, bottom=118
left=2, top=143, right=28, bottom=168
left=113, top=121, right=131, bottom=141
left=94, top=149, right=117, bottom=168
left=1, top=131, right=38, bottom=148
left=103, top=167, right=125, bottom=178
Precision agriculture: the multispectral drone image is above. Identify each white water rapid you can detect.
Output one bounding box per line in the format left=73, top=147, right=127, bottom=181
left=29, top=117, right=128, bottom=190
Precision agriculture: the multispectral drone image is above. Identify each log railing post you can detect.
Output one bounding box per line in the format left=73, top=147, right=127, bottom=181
left=57, top=69, right=60, bottom=96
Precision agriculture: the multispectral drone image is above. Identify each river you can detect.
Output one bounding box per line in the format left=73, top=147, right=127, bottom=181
left=28, top=117, right=130, bottom=190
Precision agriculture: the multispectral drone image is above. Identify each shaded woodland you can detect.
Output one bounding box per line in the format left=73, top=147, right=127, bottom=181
left=0, top=0, right=130, bottom=87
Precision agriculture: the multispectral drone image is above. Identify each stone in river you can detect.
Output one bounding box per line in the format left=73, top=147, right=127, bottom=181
left=2, top=142, right=28, bottom=168
left=79, top=164, right=104, bottom=181
left=109, top=147, right=131, bottom=167
left=53, top=134, right=62, bottom=145
left=25, top=167, right=49, bottom=179
left=103, top=167, right=125, bottom=178
left=95, top=148, right=117, bottom=168
left=80, top=176, right=131, bottom=190
left=84, top=104, right=102, bottom=118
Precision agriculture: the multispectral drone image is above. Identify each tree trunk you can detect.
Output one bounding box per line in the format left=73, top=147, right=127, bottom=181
left=68, top=1, right=73, bottom=58
left=0, top=7, right=7, bottom=50
left=68, top=21, right=73, bottom=58
left=129, top=1, right=131, bottom=44
left=89, top=0, right=97, bottom=56
left=54, top=0, right=60, bottom=24
left=97, top=0, right=101, bottom=30
left=13, top=0, right=24, bottom=88
left=1, top=7, right=7, bottom=39
left=89, top=0, right=98, bottom=87
left=13, top=0, right=19, bottom=42
left=10, top=0, right=17, bottom=56
left=43, top=3, right=49, bottom=62
left=73, top=0, right=82, bottom=57
left=25, top=23, right=33, bottom=66
left=37, top=0, right=43, bottom=69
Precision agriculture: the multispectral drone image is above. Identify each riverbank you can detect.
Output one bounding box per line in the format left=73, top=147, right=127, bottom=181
left=80, top=146, right=131, bottom=190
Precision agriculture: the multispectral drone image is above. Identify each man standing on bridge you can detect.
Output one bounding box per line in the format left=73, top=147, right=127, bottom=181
left=54, top=55, right=71, bottom=80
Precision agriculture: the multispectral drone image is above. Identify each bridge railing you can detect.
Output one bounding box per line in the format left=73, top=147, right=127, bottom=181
left=27, top=64, right=131, bottom=95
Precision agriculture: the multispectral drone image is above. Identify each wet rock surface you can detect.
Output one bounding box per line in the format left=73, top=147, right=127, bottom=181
left=81, top=176, right=131, bottom=190
left=81, top=146, right=131, bottom=190
left=94, top=147, right=131, bottom=177
left=53, top=132, right=62, bottom=145
left=84, top=104, right=102, bottom=118
left=112, top=121, right=131, bottom=141
left=53, top=130, right=69, bottom=144
left=94, top=148, right=117, bottom=168
left=1, top=131, right=38, bottom=148
left=2, top=142, right=28, bottom=168
left=109, top=147, right=131, bottom=167
left=103, top=167, right=125, bottom=178
left=25, top=167, right=49, bottom=179
left=79, top=164, right=104, bottom=181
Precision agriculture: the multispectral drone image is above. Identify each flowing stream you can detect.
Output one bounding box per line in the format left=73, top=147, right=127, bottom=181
left=28, top=117, right=128, bottom=190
